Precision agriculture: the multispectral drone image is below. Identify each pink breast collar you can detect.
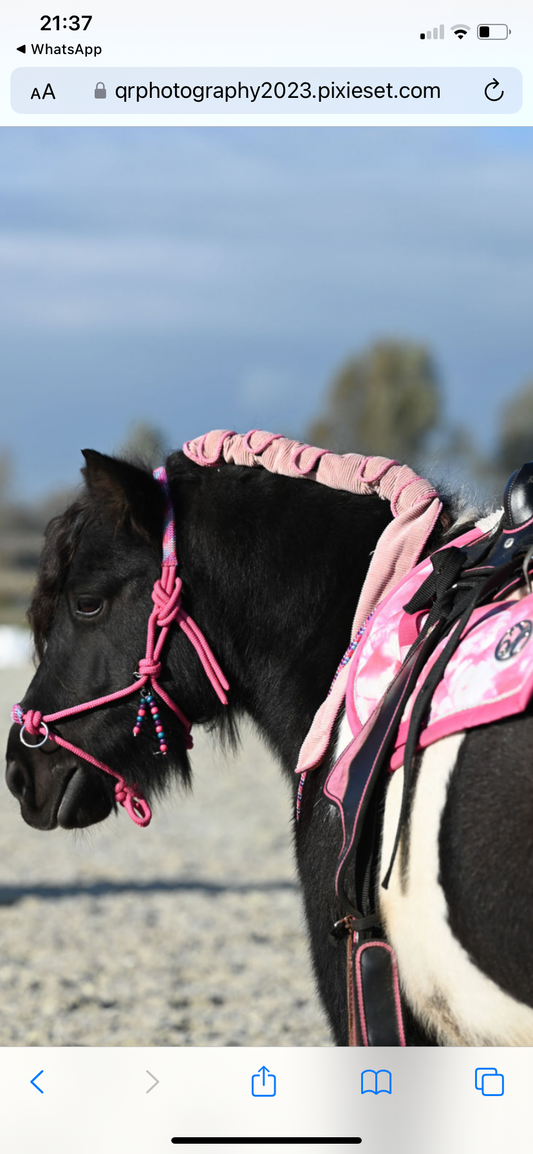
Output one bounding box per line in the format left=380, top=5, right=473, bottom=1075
left=344, top=525, right=533, bottom=773
left=11, top=467, right=229, bottom=827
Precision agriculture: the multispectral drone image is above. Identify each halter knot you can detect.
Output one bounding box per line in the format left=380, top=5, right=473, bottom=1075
left=24, top=710, right=43, bottom=735
left=152, top=576, right=183, bottom=627
left=115, top=780, right=152, bottom=827
left=138, top=657, right=162, bottom=679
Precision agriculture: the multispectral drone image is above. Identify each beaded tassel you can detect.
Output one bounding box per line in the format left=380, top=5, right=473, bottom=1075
left=133, top=690, right=168, bottom=754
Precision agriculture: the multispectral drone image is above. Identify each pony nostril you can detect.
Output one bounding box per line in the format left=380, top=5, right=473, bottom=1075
left=5, top=760, right=30, bottom=802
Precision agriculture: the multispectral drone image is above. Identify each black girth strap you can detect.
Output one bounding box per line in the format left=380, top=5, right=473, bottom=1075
left=336, top=545, right=469, bottom=914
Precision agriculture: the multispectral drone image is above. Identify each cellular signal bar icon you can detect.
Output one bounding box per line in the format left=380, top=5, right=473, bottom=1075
left=420, top=25, right=445, bottom=39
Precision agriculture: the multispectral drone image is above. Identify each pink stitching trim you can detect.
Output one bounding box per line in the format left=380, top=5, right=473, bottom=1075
left=183, top=430, right=235, bottom=466
left=347, top=932, right=357, bottom=1046
left=356, top=457, right=399, bottom=485
left=503, top=515, right=533, bottom=534
left=242, top=430, right=284, bottom=455
left=390, top=476, right=418, bottom=517
left=290, top=444, right=331, bottom=475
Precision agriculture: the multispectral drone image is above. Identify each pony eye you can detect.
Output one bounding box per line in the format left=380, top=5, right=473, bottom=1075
left=76, top=596, right=103, bottom=617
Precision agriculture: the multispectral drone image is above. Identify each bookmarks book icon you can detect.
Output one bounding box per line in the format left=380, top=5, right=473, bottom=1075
left=361, top=1069, right=392, bottom=1095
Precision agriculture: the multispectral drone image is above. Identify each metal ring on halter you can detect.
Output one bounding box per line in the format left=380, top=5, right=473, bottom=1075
left=20, top=722, right=50, bottom=748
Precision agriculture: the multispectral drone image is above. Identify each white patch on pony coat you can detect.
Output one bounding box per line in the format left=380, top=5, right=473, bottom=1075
left=476, top=507, right=502, bottom=534
left=334, top=710, right=352, bottom=764
left=380, top=733, right=533, bottom=1046
left=320, top=713, right=353, bottom=829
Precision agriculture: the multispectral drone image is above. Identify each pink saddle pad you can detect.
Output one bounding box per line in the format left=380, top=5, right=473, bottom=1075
left=346, top=528, right=533, bottom=771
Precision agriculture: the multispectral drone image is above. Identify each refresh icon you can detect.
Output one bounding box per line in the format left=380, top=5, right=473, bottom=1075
left=485, top=77, right=504, bottom=101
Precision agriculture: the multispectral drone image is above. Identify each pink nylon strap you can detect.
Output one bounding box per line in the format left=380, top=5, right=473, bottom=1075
left=11, top=466, right=229, bottom=828
left=183, top=429, right=442, bottom=771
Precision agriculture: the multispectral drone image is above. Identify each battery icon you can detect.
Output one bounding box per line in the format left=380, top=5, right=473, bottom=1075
left=477, top=24, right=510, bottom=39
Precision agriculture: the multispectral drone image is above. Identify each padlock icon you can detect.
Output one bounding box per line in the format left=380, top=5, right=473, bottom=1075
left=94, top=82, right=106, bottom=99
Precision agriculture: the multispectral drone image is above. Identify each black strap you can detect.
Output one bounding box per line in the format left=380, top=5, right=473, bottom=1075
left=336, top=542, right=522, bottom=919
left=336, top=546, right=467, bottom=917
left=381, top=556, right=518, bottom=887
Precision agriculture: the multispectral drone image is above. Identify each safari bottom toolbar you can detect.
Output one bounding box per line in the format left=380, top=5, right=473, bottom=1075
left=0, top=1046, right=530, bottom=1153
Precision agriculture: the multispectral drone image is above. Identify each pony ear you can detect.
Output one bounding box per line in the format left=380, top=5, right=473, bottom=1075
left=81, top=450, right=164, bottom=540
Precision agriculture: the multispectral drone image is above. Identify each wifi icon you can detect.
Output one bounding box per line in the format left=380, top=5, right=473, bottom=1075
left=451, top=24, right=470, bottom=38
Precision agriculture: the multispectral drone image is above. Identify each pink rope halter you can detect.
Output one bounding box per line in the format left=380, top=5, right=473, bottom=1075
left=11, top=467, right=229, bottom=828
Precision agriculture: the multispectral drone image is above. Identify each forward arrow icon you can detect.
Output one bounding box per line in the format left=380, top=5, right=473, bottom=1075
left=146, top=1070, right=159, bottom=1094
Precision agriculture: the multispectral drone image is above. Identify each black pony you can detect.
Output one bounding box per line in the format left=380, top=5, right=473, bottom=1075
left=7, top=449, right=533, bottom=1046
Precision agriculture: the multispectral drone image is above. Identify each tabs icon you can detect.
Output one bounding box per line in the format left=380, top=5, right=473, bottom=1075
left=475, top=1068, right=504, bottom=1096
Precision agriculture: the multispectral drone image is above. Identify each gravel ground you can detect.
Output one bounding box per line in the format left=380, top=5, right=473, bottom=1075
left=0, top=666, right=331, bottom=1047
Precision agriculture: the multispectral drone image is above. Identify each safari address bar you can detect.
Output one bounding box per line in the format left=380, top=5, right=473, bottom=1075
left=11, top=67, right=523, bottom=114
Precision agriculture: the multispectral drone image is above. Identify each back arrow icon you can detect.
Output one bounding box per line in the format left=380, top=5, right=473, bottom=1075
left=485, top=77, right=504, bottom=101
left=30, top=1070, right=44, bottom=1093
left=146, top=1070, right=159, bottom=1093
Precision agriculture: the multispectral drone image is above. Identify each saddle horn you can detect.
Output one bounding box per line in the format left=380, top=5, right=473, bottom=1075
left=477, top=462, right=533, bottom=570
left=503, top=462, right=533, bottom=529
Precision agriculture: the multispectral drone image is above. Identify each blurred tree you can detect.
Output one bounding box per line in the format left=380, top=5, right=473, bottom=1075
left=496, top=379, right=533, bottom=478
left=307, top=340, right=440, bottom=463
left=118, top=420, right=169, bottom=468
left=0, top=450, right=11, bottom=532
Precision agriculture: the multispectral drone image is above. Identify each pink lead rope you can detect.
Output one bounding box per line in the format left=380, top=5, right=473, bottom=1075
left=11, top=467, right=229, bottom=828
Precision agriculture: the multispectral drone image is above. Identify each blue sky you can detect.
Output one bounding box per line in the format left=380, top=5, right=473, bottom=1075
left=1, top=127, right=532, bottom=498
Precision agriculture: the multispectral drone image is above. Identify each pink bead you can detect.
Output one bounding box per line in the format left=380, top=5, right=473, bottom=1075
left=160, top=744, right=167, bottom=753
left=133, top=727, right=140, bottom=736
left=156, top=724, right=163, bottom=733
